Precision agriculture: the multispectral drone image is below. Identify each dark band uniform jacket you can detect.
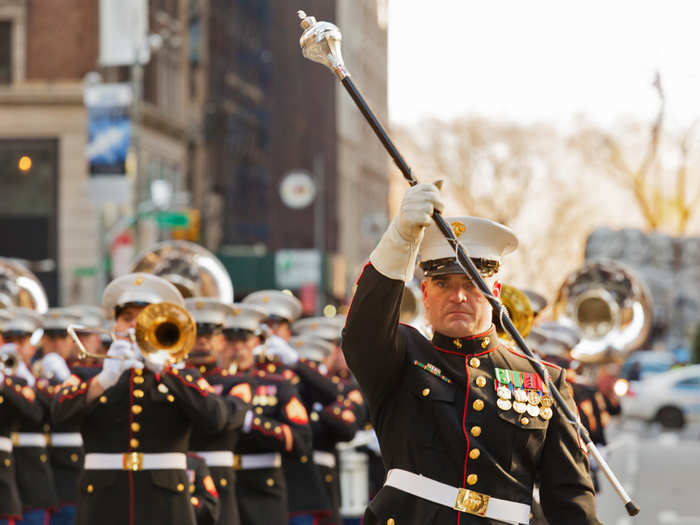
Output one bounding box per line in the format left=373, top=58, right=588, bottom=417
left=228, top=365, right=313, bottom=525
left=51, top=366, right=228, bottom=525
left=0, top=375, right=43, bottom=520
left=342, top=264, right=601, bottom=525
left=186, top=364, right=249, bottom=525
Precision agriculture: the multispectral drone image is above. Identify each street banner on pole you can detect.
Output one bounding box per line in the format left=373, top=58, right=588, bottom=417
left=99, top=0, right=150, bottom=66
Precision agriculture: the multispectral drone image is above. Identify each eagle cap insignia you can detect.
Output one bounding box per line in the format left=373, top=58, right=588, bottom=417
left=134, top=277, right=144, bottom=286
left=451, top=221, right=466, bottom=237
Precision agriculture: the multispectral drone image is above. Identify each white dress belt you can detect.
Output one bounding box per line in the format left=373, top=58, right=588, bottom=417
left=192, top=451, right=234, bottom=468
left=385, top=469, right=530, bottom=525
left=50, top=433, right=84, bottom=447
left=236, top=452, right=281, bottom=470
left=12, top=432, right=48, bottom=447
left=84, top=452, right=187, bottom=471
left=0, top=436, right=12, bottom=452
left=313, top=450, right=336, bottom=468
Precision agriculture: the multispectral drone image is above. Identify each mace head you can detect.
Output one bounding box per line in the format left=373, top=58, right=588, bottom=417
left=297, top=10, right=349, bottom=79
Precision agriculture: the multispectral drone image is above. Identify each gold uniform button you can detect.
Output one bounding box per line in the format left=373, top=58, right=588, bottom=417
left=266, top=478, right=274, bottom=487
left=521, top=417, right=529, bottom=426
left=87, top=484, right=94, bottom=493
left=130, top=439, right=140, bottom=448
left=469, top=357, right=480, bottom=368
left=421, top=388, right=430, bottom=397
left=40, top=454, right=47, bottom=463
left=134, top=376, right=144, bottom=384
left=167, top=395, right=175, bottom=403
left=71, top=454, right=79, bottom=462
left=325, top=474, right=333, bottom=483
left=191, top=496, right=199, bottom=505
left=469, top=449, right=480, bottom=460
left=255, top=407, right=263, bottom=414
left=470, top=426, right=482, bottom=437
left=253, top=418, right=261, bottom=426
left=472, top=399, right=484, bottom=411
left=99, top=396, right=108, bottom=404
left=131, top=422, right=141, bottom=432
left=132, top=405, right=142, bottom=414
left=185, top=375, right=193, bottom=382
left=190, top=484, right=195, bottom=493
left=43, top=424, right=51, bottom=432
left=310, top=412, right=319, bottom=422
left=274, top=427, right=282, bottom=434
left=134, top=368, right=143, bottom=376
left=300, top=456, right=308, bottom=463
left=387, top=519, right=395, bottom=525
left=467, top=474, right=478, bottom=485
left=0, top=395, right=4, bottom=404
left=199, top=366, right=207, bottom=374
left=133, top=389, right=144, bottom=398
left=220, top=478, right=228, bottom=487
left=475, top=376, right=487, bottom=388
left=4, top=458, right=11, bottom=467
left=177, top=483, right=184, bottom=492
left=264, top=422, right=271, bottom=429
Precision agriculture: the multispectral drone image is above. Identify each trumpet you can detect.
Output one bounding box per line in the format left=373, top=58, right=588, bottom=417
left=0, top=347, right=19, bottom=374
left=68, top=302, right=196, bottom=363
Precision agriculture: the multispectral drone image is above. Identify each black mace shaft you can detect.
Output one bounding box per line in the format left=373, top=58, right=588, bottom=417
left=340, top=75, right=640, bottom=517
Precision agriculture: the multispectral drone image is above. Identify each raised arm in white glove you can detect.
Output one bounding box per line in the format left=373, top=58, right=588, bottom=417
left=95, top=340, right=143, bottom=391
left=252, top=335, right=298, bottom=366
left=369, top=182, right=444, bottom=281
left=40, top=353, right=72, bottom=383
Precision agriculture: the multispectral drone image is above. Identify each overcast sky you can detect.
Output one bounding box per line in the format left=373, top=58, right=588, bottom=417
left=388, top=0, right=700, bottom=131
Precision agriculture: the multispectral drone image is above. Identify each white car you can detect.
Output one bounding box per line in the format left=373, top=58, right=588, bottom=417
left=620, top=364, right=700, bottom=429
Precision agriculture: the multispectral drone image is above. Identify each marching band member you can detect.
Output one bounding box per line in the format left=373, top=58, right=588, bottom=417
left=183, top=297, right=250, bottom=525
left=51, top=273, right=229, bottom=525
left=3, top=308, right=58, bottom=525
left=223, top=303, right=313, bottom=525
left=38, top=308, right=85, bottom=525
left=342, top=183, right=600, bottom=524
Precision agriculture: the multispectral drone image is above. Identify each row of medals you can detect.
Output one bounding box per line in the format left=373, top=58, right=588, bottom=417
left=496, top=385, right=554, bottom=420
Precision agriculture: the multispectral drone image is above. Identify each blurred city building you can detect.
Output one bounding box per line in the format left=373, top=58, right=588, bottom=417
left=0, top=0, right=389, bottom=310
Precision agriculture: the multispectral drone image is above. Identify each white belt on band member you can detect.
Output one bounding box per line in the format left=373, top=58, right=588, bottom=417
left=0, top=436, right=12, bottom=452
left=313, top=450, right=336, bottom=468
left=193, top=451, right=234, bottom=468
left=234, top=452, right=281, bottom=470
left=50, top=433, right=84, bottom=447
left=384, top=469, right=530, bottom=525
left=84, top=452, right=187, bottom=471
left=11, top=432, right=48, bottom=447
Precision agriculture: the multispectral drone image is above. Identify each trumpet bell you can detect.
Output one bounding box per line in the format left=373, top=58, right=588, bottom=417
left=135, top=302, right=196, bottom=362
left=0, top=257, right=49, bottom=313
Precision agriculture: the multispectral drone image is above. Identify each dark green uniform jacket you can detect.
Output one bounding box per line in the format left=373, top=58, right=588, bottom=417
left=342, top=264, right=601, bottom=525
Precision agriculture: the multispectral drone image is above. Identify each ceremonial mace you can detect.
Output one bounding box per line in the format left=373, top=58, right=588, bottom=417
left=296, top=10, right=640, bottom=517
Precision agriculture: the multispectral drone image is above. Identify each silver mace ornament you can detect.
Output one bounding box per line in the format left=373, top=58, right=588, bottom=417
left=297, top=9, right=641, bottom=519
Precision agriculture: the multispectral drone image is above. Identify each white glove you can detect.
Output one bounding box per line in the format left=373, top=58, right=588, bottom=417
left=142, top=350, right=170, bottom=375
left=253, top=335, right=298, bottom=366
left=96, top=340, right=143, bottom=390
left=241, top=410, right=254, bottom=433
left=370, top=182, right=444, bottom=281
left=40, top=353, right=72, bottom=383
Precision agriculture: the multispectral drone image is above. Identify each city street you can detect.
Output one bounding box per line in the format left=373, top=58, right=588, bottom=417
left=597, top=419, right=700, bottom=525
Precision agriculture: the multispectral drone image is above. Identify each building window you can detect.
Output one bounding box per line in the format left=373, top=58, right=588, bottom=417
left=0, top=21, right=11, bottom=84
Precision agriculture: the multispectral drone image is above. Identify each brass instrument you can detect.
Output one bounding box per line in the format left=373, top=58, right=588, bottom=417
left=129, top=241, right=233, bottom=302
left=552, top=260, right=652, bottom=363
left=497, top=285, right=534, bottom=341
left=0, top=257, right=49, bottom=312
left=0, top=346, right=19, bottom=374
left=68, top=302, right=196, bottom=362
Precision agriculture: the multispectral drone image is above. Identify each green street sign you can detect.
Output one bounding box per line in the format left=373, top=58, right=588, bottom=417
left=154, top=211, right=189, bottom=227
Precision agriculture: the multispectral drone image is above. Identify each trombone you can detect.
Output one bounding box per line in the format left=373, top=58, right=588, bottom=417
left=67, top=302, right=196, bottom=363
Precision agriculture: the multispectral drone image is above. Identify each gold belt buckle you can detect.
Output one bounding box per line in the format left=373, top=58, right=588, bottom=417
left=233, top=454, right=242, bottom=470
left=10, top=433, right=19, bottom=447
left=454, top=488, right=490, bottom=516
left=123, top=452, right=144, bottom=471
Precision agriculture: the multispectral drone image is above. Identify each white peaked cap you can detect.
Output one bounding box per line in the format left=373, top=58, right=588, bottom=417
left=419, top=216, right=518, bottom=276
left=242, top=290, right=302, bottom=323
left=223, top=303, right=268, bottom=332
left=102, top=273, right=184, bottom=319
left=184, top=297, right=235, bottom=325
left=288, top=335, right=334, bottom=362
